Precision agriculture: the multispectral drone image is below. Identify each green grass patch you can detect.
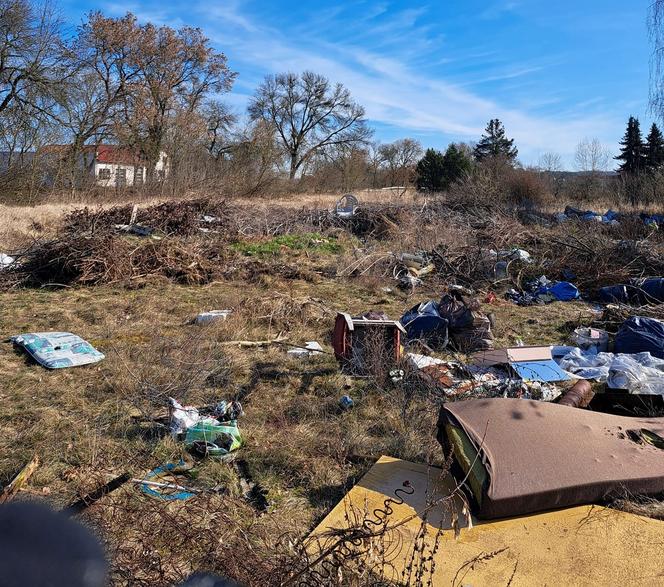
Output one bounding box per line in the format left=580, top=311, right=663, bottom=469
left=232, top=233, right=342, bottom=256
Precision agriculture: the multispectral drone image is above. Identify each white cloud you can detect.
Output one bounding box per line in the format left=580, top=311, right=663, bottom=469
left=110, top=0, right=628, bottom=167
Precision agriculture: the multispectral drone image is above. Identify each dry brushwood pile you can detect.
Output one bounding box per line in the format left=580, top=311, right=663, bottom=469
left=3, top=194, right=664, bottom=586
left=4, top=197, right=664, bottom=294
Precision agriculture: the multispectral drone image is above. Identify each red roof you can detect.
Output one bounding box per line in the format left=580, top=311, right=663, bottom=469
left=39, top=144, right=146, bottom=166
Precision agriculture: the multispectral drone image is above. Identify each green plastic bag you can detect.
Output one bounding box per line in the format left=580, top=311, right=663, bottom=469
left=184, top=419, right=242, bottom=457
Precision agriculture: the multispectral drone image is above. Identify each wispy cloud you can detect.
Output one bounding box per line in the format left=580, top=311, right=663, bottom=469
left=92, top=0, right=642, bottom=167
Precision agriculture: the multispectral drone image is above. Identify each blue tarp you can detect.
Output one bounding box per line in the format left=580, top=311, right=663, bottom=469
left=400, top=300, right=449, bottom=349
left=615, top=316, right=664, bottom=359
left=599, top=278, right=664, bottom=305
left=536, top=281, right=580, bottom=302
left=563, top=206, right=619, bottom=224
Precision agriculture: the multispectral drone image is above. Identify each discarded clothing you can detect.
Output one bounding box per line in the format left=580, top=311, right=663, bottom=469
left=11, top=332, right=104, bottom=369
left=555, top=347, right=664, bottom=395
left=438, top=398, right=664, bottom=519
left=400, top=301, right=449, bottom=350
left=615, top=316, right=664, bottom=358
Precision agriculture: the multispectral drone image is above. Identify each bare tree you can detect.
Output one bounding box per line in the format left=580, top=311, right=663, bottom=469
left=378, top=138, right=422, bottom=187
left=650, top=1, right=664, bottom=120
left=0, top=0, right=62, bottom=117
left=204, top=100, right=237, bottom=160
left=113, top=14, right=236, bottom=177
left=538, top=152, right=563, bottom=172
left=248, top=71, right=371, bottom=180
left=574, top=138, right=611, bottom=173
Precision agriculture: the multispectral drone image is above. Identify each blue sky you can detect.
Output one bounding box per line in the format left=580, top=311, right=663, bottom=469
left=61, top=0, right=651, bottom=168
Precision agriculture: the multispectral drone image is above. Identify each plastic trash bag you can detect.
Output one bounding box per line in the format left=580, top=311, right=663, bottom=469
left=615, top=316, right=664, bottom=359
left=400, top=300, right=449, bottom=349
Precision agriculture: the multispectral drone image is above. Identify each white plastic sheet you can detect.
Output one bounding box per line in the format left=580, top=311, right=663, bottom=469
left=556, top=348, right=664, bottom=395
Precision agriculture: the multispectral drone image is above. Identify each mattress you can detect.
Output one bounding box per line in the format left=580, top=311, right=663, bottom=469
left=438, top=398, right=664, bottom=519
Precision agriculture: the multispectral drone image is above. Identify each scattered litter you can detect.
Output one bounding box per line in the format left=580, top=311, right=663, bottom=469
left=195, top=310, right=232, bottom=325
left=557, top=380, right=595, bottom=409
left=600, top=277, right=664, bottom=305
left=615, top=316, right=664, bottom=358
left=201, top=215, right=217, bottom=223
left=339, top=394, right=354, bottom=410
left=555, top=347, right=664, bottom=395
left=559, top=206, right=620, bottom=225
left=168, top=398, right=200, bottom=437
left=641, top=212, right=664, bottom=227
left=139, top=461, right=198, bottom=501
left=439, top=398, right=664, bottom=519
left=0, top=455, right=39, bottom=504
left=571, top=327, right=609, bottom=353
left=335, top=193, right=359, bottom=218
left=507, top=276, right=580, bottom=306
left=400, top=300, right=449, bottom=350
left=407, top=352, right=560, bottom=401
left=234, top=459, right=270, bottom=512
left=11, top=332, right=104, bottom=369
left=0, top=253, right=15, bottom=269
left=438, top=289, right=493, bottom=352
left=115, top=223, right=154, bottom=237
left=332, top=311, right=405, bottom=375
left=185, top=420, right=242, bottom=458
left=490, top=248, right=532, bottom=263
left=169, top=397, right=243, bottom=457
left=473, top=346, right=569, bottom=383
left=65, top=473, right=131, bottom=515
left=287, top=341, right=324, bottom=358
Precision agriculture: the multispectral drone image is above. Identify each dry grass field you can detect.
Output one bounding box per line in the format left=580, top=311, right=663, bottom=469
left=0, top=191, right=659, bottom=585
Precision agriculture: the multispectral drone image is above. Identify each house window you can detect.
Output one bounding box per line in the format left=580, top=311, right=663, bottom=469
left=98, top=168, right=111, bottom=180
left=135, top=168, right=144, bottom=185
left=116, top=168, right=127, bottom=187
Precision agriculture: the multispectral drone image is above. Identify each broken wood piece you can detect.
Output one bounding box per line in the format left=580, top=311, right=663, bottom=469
left=0, top=455, right=40, bottom=504
left=64, top=472, right=131, bottom=515
left=221, top=334, right=288, bottom=348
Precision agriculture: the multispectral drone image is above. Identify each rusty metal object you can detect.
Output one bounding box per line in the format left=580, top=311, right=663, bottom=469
left=558, top=380, right=594, bottom=408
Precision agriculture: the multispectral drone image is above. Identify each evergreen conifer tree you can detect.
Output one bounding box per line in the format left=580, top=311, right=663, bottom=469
left=615, top=116, right=645, bottom=174
left=415, top=148, right=446, bottom=191
left=645, top=122, right=664, bottom=169
left=473, top=119, right=518, bottom=162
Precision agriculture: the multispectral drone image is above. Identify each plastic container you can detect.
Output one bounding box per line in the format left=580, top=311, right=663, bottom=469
left=571, top=328, right=609, bottom=353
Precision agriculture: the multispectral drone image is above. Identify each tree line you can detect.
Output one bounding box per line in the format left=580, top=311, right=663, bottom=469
left=0, top=0, right=660, bottom=205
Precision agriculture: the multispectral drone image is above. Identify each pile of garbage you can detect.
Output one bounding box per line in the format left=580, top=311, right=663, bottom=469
left=400, top=287, right=494, bottom=353
left=556, top=206, right=620, bottom=225
left=169, top=398, right=243, bottom=458
left=506, top=276, right=580, bottom=306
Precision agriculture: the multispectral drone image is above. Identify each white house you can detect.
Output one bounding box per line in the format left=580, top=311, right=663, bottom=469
left=40, top=144, right=169, bottom=187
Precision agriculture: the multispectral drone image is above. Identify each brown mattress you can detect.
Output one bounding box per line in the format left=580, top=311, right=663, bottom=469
left=438, top=398, right=664, bottom=519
